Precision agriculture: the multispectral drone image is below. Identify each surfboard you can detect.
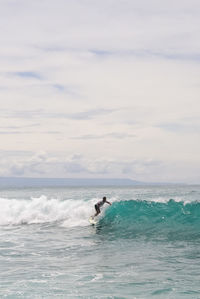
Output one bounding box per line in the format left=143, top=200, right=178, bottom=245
left=89, top=216, right=97, bottom=225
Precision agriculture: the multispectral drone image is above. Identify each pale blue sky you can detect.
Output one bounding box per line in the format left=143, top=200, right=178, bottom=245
left=0, top=0, right=200, bottom=183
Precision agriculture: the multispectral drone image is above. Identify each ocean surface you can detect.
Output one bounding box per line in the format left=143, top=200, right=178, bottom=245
left=0, top=185, right=200, bottom=298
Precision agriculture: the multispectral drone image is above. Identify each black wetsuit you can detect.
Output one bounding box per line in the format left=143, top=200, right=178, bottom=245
left=95, top=200, right=105, bottom=213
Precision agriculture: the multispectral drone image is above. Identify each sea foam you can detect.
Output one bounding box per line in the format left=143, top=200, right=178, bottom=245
left=0, top=196, right=96, bottom=227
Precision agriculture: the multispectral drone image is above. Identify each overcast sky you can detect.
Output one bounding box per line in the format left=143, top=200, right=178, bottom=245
left=0, top=0, right=200, bottom=183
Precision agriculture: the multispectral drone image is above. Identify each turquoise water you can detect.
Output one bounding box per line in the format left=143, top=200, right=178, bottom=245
left=0, top=185, right=200, bottom=298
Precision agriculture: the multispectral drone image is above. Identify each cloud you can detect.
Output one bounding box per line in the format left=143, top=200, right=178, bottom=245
left=0, top=151, right=199, bottom=183
left=90, top=49, right=112, bottom=57
left=89, top=48, right=200, bottom=63
left=0, top=150, right=32, bottom=156
left=71, top=132, right=136, bottom=140
left=13, top=71, right=42, bottom=80
left=0, top=151, right=154, bottom=178
left=0, top=130, right=60, bottom=135
left=6, top=151, right=47, bottom=176
left=0, top=124, right=40, bottom=129
left=0, top=108, right=115, bottom=120
left=157, top=117, right=200, bottom=134
left=52, top=84, right=65, bottom=92
left=62, top=154, right=164, bottom=178
left=1, top=0, right=200, bottom=57
left=66, top=108, right=116, bottom=120
left=0, top=131, right=28, bottom=135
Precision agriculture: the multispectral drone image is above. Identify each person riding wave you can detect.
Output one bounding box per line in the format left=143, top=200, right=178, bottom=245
left=93, top=196, right=111, bottom=218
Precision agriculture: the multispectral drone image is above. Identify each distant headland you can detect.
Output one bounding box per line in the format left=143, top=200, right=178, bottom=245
left=0, top=177, right=148, bottom=187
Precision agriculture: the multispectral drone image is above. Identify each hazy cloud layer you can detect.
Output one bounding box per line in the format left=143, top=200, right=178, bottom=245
left=0, top=151, right=199, bottom=184
left=0, top=0, right=200, bottom=182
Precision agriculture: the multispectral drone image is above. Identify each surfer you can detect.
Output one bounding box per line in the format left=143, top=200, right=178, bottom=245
left=93, top=196, right=111, bottom=218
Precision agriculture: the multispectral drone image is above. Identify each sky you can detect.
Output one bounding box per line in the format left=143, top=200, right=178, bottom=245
left=0, top=0, right=200, bottom=183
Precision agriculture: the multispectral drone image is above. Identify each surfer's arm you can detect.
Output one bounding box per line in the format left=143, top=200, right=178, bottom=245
left=106, top=200, right=112, bottom=205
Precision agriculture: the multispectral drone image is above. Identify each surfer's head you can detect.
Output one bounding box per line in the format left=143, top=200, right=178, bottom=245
left=103, top=197, right=106, bottom=202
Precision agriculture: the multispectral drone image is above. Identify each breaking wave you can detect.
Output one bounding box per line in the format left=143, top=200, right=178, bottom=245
left=1, top=195, right=200, bottom=241
left=0, top=196, right=94, bottom=227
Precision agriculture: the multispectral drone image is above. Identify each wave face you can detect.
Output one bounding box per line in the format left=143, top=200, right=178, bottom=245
left=99, top=200, right=200, bottom=241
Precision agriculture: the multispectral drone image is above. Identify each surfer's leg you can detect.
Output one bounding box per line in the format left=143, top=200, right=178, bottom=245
left=94, top=204, right=100, bottom=217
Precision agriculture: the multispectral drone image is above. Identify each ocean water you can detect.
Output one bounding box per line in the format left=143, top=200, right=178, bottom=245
left=0, top=185, right=200, bottom=298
